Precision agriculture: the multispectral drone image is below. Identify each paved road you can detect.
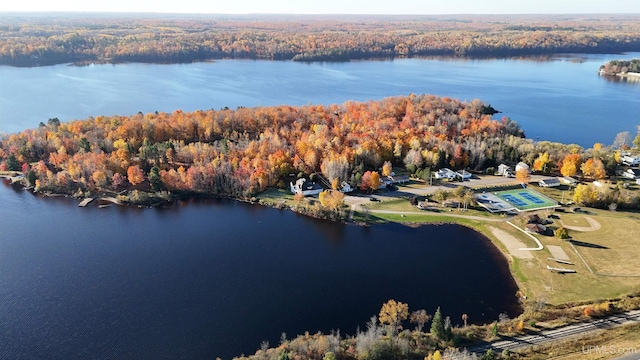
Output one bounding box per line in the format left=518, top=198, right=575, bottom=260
left=614, top=352, right=640, bottom=360
left=466, top=310, right=640, bottom=356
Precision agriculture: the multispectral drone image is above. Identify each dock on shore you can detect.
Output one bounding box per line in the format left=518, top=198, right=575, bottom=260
left=78, top=198, right=94, bottom=207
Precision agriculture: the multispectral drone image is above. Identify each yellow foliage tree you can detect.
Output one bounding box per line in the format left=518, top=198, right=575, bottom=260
left=92, top=170, right=108, bottom=188
left=318, top=190, right=344, bottom=210
left=127, top=165, right=145, bottom=186
left=331, top=177, right=340, bottom=191
left=561, top=154, right=581, bottom=177
left=379, top=299, right=409, bottom=334
left=573, top=184, right=598, bottom=205
left=369, top=171, right=381, bottom=191
left=532, top=152, right=551, bottom=173
left=432, top=350, right=442, bottom=360
left=382, top=161, right=393, bottom=177
left=580, top=158, right=606, bottom=180
left=515, top=168, right=530, bottom=184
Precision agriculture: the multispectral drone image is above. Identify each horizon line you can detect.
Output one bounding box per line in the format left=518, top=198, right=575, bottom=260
left=2, top=11, right=640, bottom=16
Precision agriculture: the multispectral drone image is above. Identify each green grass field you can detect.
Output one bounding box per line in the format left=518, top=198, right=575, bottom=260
left=494, top=188, right=558, bottom=212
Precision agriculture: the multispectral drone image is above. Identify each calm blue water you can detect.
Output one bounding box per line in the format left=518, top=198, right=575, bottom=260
left=1, top=54, right=639, bottom=147
left=0, top=182, right=519, bottom=359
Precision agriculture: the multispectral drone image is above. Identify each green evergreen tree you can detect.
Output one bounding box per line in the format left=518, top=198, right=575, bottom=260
left=430, top=306, right=445, bottom=339
left=6, top=154, right=20, bottom=171
left=278, top=350, right=290, bottom=360
left=149, top=166, right=162, bottom=192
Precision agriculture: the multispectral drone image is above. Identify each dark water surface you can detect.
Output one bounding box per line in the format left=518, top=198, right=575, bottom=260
left=0, top=183, right=519, bottom=359
left=1, top=53, right=639, bottom=147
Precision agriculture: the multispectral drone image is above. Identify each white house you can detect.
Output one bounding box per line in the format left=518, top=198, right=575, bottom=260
left=290, top=178, right=323, bottom=196
left=559, top=176, right=577, bottom=186
left=456, top=170, right=472, bottom=180
left=497, top=164, right=515, bottom=177
left=339, top=181, right=354, bottom=193
left=623, top=168, right=640, bottom=179
left=434, top=168, right=457, bottom=180
left=622, top=155, right=640, bottom=166
left=387, top=175, right=410, bottom=184
left=539, top=178, right=561, bottom=187
left=497, top=164, right=510, bottom=176
left=515, top=162, right=530, bottom=173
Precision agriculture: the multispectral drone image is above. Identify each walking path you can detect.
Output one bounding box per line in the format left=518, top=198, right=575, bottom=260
left=506, top=221, right=544, bottom=251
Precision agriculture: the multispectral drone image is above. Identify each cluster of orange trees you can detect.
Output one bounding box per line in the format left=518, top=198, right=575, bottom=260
left=0, top=94, right=524, bottom=198
left=2, top=14, right=640, bottom=65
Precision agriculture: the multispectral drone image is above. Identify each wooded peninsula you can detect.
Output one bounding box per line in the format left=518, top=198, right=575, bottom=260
left=2, top=13, right=640, bottom=66
left=599, top=58, right=640, bottom=76
left=0, top=95, right=523, bottom=202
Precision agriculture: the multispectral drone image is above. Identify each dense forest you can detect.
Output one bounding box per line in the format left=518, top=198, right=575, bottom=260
left=0, top=95, right=527, bottom=199
left=1, top=14, right=640, bottom=66
left=599, top=58, right=640, bottom=75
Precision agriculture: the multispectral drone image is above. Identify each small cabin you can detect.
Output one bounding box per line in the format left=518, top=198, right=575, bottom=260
left=525, top=223, right=547, bottom=234
left=538, top=178, right=561, bottom=188
left=559, top=176, right=577, bottom=186
left=456, top=170, right=472, bottom=180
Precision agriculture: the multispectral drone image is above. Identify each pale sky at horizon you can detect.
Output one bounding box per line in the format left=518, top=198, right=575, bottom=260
left=2, top=0, right=640, bottom=15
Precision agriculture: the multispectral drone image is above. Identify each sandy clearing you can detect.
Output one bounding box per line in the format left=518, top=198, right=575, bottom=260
left=559, top=216, right=601, bottom=232
left=489, top=226, right=533, bottom=259
left=547, top=245, right=570, bottom=261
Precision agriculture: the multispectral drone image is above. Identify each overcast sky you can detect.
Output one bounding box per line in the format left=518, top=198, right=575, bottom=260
left=1, top=0, right=640, bottom=14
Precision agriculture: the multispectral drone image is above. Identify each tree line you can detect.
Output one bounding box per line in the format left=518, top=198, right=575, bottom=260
left=2, top=14, right=640, bottom=66
left=0, top=95, right=524, bottom=200
left=599, top=59, right=640, bottom=75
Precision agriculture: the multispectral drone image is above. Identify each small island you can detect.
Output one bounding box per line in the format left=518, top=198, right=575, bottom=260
left=599, top=58, right=640, bottom=80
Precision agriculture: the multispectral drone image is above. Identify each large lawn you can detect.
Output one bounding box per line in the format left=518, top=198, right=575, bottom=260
left=560, top=211, right=640, bottom=276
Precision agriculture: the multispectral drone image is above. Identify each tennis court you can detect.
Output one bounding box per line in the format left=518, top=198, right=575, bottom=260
left=495, top=188, right=558, bottom=211
left=476, top=188, right=559, bottom=213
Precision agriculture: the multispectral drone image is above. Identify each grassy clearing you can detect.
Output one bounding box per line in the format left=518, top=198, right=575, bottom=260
left=560, top=211, right=640, bottom=276
left=562, top=215, right=591, bottom=228
left=256, top=188, right=296, bottom=207
left=513, top=323, right=640, bottom=360
left=363, top=198, right=498, bottom=218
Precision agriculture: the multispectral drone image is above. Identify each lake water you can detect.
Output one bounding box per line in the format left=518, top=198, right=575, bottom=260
left=0, top=54, right=638, bottom=359
left=0, top=182, right=519, bottom=359
left=1, top=53, right=640, bottom=147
